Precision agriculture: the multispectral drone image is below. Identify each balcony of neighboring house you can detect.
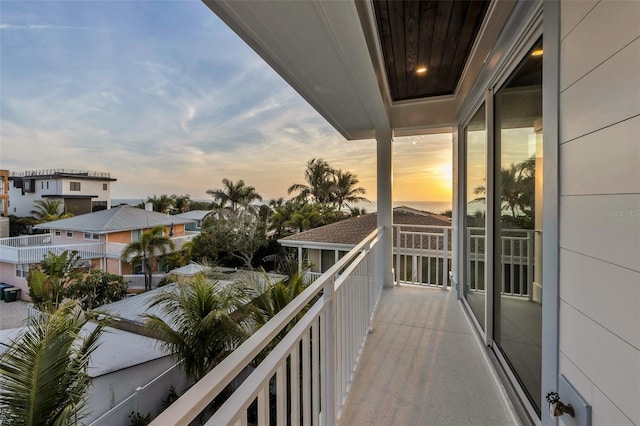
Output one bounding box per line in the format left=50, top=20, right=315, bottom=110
left=0, top=233, right=105, bottom=265
left=149, top=228, right=519, bottom=426
left=0, top=230, right=197, bottom=265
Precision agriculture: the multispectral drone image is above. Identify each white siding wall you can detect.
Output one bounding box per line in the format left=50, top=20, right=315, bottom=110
left=559, top=1, right=640, bottom=424
left=8, top=177, right=112, bottom=217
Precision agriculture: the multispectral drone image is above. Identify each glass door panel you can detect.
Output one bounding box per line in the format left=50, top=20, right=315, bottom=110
left=463, top=104, right=487, bottom=330
left=493, top=38, right=543, bottom=415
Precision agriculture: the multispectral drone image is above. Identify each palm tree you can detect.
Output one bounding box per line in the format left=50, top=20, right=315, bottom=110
left=285, top=203, right=324, bottom=232
left=473, top=157, right=536, bottom=227
left=171, top=194, right=191, bottom=213
left=242, top=272, right=309, bottom=332
left=268, top=198, right=296, bottom=237
left=331, top=169, right=368, bottom=210
left=146, top=194, right=175, bottom=213
left=207, top=178, right=262, bottom=213
left=120, top=226, right=175, bottom=290
left=0, top=300, right=104, bottom=425
left=30, top=199, right=73, bottom=223
left=288, top=158, right=335, bottom=204
left=143, top=275, right=248, bottom=381
left=28, top=250, right=83, bottom=312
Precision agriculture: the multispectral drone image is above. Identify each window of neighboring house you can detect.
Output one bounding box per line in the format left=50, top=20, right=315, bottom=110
left=133, top=262, right=144, bottom=275
left=70, top=181, right=81, bottom=191
left=54, top=230, right=61, bottom=237
left=66, top=230, right=73, bottom=238
left=103, top=183, right=108, bottom=190
left=131, top=229, right=142, bottom=242
left=321, top=250, right=336, bottom=273
left=196, top=220, right=202, bottom=228
left=84, top=232, right=100, bottom=241
left=46, top=181, right=49, bottom=189
left=41, top=182, right=44, bottom=190
left=15, top=264, right=29, bottom=279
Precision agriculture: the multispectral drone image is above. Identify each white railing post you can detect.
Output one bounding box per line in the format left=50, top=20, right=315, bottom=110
left=527, top=230, right=534, bottom=301
left=442, top=230, right=448, bottom=291
left=395, top=225, right=400, bottom=285
left=322, top=276, right=336, bottom=425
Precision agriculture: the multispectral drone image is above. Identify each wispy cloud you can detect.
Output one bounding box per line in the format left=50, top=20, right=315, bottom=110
left=0, top=1, right=451, bottom=203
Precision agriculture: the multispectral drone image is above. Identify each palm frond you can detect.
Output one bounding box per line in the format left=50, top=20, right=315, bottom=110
left=0, top=301, right=103, bottom=425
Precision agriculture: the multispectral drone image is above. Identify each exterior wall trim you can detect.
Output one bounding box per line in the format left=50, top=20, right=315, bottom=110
left=541, top=1, right=560, bottom=425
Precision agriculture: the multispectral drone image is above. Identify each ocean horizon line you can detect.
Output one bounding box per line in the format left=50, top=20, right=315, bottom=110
left=111, top=198, right=453, bottom=214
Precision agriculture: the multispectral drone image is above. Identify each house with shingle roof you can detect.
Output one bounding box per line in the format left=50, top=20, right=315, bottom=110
left=279, top=206, right=451, bottom=274
left=0, top=205, right=197, bottom=298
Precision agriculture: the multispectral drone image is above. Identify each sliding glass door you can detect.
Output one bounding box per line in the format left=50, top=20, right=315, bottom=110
left=493, top=38, right=543, bottom=415
left=463, top=104, right=487, bottom=330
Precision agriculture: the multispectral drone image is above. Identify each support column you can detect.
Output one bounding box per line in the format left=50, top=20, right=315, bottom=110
left=376, top=128, right=394, bottom=288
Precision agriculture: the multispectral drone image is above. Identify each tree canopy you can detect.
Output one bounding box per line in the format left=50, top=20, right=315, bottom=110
left=0, top=300, right=104, bottom=426
left=143, top=274, right=249, bottom=381
left=120, top=226, right=175, bottom=290
left=28, top=199, right=74, bottom=224
left=288, top=158, right=368, bottom=210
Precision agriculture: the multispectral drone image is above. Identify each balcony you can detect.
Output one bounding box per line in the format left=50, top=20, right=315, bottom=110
left=0, top=234, right=105, bottom=264
left=0, top=232, right=198, bottom=264
left=151, top=228, right=518, bottom=425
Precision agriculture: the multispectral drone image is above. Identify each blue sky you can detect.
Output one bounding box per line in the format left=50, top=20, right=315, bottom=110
left=0, top=0, right=452, bottom=202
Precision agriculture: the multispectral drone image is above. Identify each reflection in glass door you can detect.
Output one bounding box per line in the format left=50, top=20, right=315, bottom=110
left=463, top=104, right=487, bottom=330
left=493, top=39, right=543, bottom=415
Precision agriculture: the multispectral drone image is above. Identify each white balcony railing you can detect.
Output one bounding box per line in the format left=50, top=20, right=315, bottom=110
left=394, top=224, right=452, bottom=289
left=393, top=225, right=535, bottom=297
left=304, top=271, right=324, bottom=283
left=0, top=234, right=53, bottom=248
left=0, top=241, right=105, bottom=264
left=151, top=228, right=383, bottom=425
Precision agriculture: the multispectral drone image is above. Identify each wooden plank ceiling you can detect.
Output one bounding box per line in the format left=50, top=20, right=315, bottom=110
left=373, top=0, right=490, bottom=101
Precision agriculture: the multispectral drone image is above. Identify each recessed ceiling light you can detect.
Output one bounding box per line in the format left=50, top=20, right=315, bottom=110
left=416, top=66, right=427, bottom=74
left=531, top=49, right=543, bottom=56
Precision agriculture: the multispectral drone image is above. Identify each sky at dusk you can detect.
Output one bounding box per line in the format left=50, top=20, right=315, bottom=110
left=0, top=0, right=452, bottom=204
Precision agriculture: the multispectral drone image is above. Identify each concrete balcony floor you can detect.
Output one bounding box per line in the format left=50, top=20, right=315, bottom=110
left=339, top=285, right=519, bottom=425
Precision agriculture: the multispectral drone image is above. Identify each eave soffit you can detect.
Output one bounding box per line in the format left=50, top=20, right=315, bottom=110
left=204, top=0, right=515, bottom=140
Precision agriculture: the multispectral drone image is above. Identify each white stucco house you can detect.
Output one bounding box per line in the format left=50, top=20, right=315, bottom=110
left=8, top=169, right=117, bottom=217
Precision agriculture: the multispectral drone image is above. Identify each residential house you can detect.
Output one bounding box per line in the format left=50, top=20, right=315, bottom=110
left=173, top=209, right=214, bottom=232
left=8, top=169, right=116, bottom=217
left=280, top=206, right=452, bottom=280
left=0, top=205, right=196, bottom=297
left=0, top=170, right=9, bottom=238
left=153, top=1, right=639, bottom=425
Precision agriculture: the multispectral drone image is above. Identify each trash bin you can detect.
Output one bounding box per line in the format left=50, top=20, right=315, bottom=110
left=0, top=283, right=13, bottom=301
left=4, top=288, right=20, bottom=303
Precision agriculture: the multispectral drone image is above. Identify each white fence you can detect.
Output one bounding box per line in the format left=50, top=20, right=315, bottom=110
left=88, top=363, right=190, bottom=426
left=151, top=228, right=383, bottom=425
left=122, top=274, right=166, bottom=289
